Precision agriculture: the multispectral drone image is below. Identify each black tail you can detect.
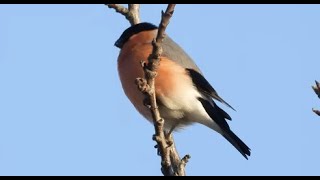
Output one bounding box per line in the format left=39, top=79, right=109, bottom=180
left=198, top=97, right=251, bottom=159
left=223, top=130, right=251, bottom=159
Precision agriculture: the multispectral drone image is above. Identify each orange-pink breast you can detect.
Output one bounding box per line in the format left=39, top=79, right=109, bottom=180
left=117, top=40, right=195, bottom=122
left=117, top=42, right=152, bottom=120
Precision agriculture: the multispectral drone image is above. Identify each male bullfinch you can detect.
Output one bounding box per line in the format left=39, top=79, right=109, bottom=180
left=115, top=22, right=251, bottom=159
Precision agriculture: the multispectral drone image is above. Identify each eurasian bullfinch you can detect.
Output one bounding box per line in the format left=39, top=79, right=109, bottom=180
left=115, top=22, right=251, bottom=159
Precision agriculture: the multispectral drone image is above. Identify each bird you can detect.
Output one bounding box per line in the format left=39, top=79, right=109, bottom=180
left=114, top=22, right=251, bottom=159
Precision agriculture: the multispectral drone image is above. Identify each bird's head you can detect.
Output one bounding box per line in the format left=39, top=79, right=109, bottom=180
left=115, top=22, right=158, bottom=49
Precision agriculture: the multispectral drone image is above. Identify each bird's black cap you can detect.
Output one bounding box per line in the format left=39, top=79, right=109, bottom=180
left=114, top=22, right=158, bottom=49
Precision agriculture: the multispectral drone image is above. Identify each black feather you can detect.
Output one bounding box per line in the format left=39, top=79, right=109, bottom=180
left=223, top=130, right=251, bottom=160
left=115, top=22, right=158, bottom=48
left=187, top=68, right=235, bottom=111
left=198, top=97, right=251, bottom=159
left=198, top=98, right=230, bottom=130
left=216, top=105, right=232, bottom=121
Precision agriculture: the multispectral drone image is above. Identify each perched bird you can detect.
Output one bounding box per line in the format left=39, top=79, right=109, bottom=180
left=115, top=22, right=251, bottom=159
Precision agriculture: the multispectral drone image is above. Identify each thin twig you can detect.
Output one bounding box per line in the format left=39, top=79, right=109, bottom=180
left=168, top=134, right=190, bottom=176
left=128, top=4, right=140, bottom=25
left=142, top=4, right=191, bottom=176
left=312, top=80, right=320, bottom=116
left=106, top=4, right=128, bottom=17
left=106, top=4, right=140, bottom=25
left=147, top=4, right=177, bottom=176
left=108, top=4, right=189, bottom=175
left=136, top=4, right=188, bottom=176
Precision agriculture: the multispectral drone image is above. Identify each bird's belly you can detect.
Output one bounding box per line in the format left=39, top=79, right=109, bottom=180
left=118, top=53, right=205, bottom=130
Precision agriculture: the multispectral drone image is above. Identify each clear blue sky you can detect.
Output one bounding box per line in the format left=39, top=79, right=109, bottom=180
left=0, top=4, right=320, bottom=176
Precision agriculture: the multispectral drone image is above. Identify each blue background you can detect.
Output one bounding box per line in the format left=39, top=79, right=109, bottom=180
left=0, top=4, right=319, bottom=175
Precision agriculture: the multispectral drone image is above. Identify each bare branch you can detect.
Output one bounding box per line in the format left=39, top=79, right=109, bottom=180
left=177, top=155, right=191, bottom=176
left=108, top=3, right=188, bottom=175
left=313, top=80, right=320, bottom=116
left=106, top=4, right=128, bottom=17
left=128, top=4, right=140, bottom=25
left=146, top=4, right=177, bottom=176
left=106, top=4, right=140, bottom=25
left=156, top=5, right=175, bottom=43
left=168, top=135, right=190, bottom=176
left=135, top=4, right=189, bottom=176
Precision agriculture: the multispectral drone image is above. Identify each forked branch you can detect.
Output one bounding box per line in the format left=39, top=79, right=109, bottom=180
left=106, top=4, right=140, bottom=25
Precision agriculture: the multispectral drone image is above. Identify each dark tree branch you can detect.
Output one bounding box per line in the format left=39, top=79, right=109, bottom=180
left=312, top=80, right=320, bottom=116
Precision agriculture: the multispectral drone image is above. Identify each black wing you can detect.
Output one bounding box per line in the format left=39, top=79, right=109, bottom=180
left=186, top=68, right=235, bottom=111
